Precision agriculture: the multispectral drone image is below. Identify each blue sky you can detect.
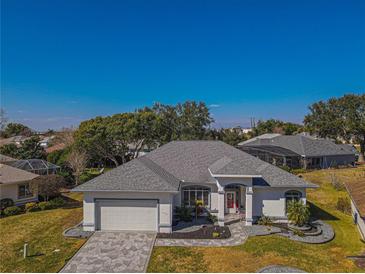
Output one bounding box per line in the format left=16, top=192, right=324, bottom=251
left=1, top=0, right=364, bottom=130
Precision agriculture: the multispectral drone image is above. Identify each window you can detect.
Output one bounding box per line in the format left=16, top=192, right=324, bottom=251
left=182, top=186, right=210, bottom=207
left=18, top=183, right=32, bottom=199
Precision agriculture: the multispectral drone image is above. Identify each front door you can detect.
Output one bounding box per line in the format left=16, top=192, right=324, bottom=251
left=225, top=191, right=236, bottom=213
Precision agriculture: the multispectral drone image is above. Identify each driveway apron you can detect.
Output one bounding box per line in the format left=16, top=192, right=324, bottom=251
left=61, top=231, right=156, bottom=273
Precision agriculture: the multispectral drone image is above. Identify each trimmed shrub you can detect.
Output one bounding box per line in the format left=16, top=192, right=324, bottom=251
left=0, top=198, right=14, bottom=210
left=207, top=213, right=218, bottom=224
left=25, top=202, right=40, bottom=212
left=336, top=197, right=351, bottom=215
left=4, top=206, right=22, bottom=216
left=258, top=215, right=273, bottom=226
left=49, top=197, right=65, bottom=208
left=38, top=201, right=53, bottom=211
left=175, top=206, right=192, bottom=222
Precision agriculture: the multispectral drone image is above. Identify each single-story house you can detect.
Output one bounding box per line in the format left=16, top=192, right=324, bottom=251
left=0, top=164, right=39, bottom=205
left=74, top=141, right=317, bottom=233
left=346, top=181, right=365, bottom=240
left=0, top=135, right=30, bottom=147
left=39, top=136, right=55, bottom=148
left=237, top=134, right=356, bottom=169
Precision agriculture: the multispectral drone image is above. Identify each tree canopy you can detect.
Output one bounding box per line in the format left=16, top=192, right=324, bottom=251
left=0, top=136, right=45, bottom=159
left=253, top=119, right=303, bottom=136
left=0, top=122, right=33, bottom=138
left=73, top=101, right=213, bottom=166
left=304, top=94, right=365, bottom=161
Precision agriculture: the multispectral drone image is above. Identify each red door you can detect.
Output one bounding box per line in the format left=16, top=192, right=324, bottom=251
left=226, top=192, right=234, bottom=208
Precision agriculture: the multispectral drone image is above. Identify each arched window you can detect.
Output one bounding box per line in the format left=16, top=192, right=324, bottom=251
left=182, top=186, right=210, bottom=207
left=285, top=190, right=302, bottom=210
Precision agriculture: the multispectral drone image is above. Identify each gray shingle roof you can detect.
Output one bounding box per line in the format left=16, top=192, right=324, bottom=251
left=0, top=164, right=39, bottom=184
left=74, top=141, right=316, bottom=192
left=0, top=154, right=17, bottom=163
left=239, top=134, right=355, bottom=157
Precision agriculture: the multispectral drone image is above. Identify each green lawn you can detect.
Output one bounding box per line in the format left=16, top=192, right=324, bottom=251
left=0, top=193, right=85, bottom=273
left=148, top=166, right=365, bottom=273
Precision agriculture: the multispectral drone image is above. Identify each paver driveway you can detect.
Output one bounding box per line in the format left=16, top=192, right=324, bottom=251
left=61, top=231, right=156, bottom=273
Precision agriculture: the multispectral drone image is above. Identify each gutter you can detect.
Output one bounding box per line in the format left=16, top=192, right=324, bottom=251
left=71, top=188, right=180, bottom=194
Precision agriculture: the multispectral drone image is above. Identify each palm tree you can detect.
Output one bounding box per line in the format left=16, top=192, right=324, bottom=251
left=287, top=200, right=310, bottom=227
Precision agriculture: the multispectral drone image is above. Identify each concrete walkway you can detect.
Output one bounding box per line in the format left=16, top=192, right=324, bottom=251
left=61, top=231, right=156, bottom=273
left=155, top=222, right=248, bottom=247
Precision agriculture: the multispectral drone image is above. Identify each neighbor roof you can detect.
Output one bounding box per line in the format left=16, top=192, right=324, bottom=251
left=346, top=180, right=365, bottom=218
left=0, top=154, right=17, bottom=163
left=74, top=141, right=317, bottom=192
left=0, top=164, right=39, bottom=184
left=8, top=159, right=60, bottom=172
left=238, top=134, right=355, bottom=157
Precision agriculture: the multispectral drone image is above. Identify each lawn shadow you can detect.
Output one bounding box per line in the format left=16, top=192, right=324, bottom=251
left=27, top=252, right=45, bottom=258
left=61, top=195, right=82, bottom=209
left=308, top=202, right=339, bottom=221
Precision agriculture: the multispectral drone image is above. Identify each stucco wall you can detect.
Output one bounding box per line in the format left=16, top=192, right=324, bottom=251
left=82, top=191, right=174, bottom=233
left=321, top=155, right=356, bottom=168
left=350, top=199, right=365, bottom=240
left=0, top=182, right=38, bottom=205
left=252, top=187, right=306, bottom=219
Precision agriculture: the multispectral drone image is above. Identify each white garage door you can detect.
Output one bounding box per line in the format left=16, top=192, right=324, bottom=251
left=97, top=199, right=158, bottom=231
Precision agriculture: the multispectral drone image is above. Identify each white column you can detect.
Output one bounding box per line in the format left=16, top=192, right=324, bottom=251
left=218, top=190, right=225, bottom=226
left=245, top=186, right=253, bottom=226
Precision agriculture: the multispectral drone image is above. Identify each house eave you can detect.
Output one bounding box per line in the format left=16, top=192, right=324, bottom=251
left=71, top=189, right=180, bottom=194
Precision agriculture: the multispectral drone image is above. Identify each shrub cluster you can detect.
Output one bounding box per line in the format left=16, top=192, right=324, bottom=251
left=0, top=198, right=14, bottom=210
left=207, top=213, right=217, bottom=224
left=3, top=206, right=23, bottom=216
left=175, top=206, right=192, bottom=222
left=336, top=197, right=351, bottom=215
left=25, top=202, right=40, bottom=212
left=1, top=197, right=66, bottom=218
left=258, top=215, right=273, bottom=226
left=330, top=174, right=345, bottom=191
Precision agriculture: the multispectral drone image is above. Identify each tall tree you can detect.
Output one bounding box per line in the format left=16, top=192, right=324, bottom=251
left=67, top=148, right=89, bottom=185
left=177, top=101, right=214, bottom=140
left=253, top=119, right=303, bottom=136
left=0, top=122, right=33, bottom=138
left=304, top=94, right=365, bottom=162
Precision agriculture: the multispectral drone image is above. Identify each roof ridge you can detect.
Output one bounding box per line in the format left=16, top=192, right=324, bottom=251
left=298, top=135, right=306, bottom=155
left=138, top=156, right=181, bottom=187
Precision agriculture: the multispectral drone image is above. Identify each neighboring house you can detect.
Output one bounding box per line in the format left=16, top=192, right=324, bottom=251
left=7, top=159, right=60, bottom=175
left=73, top=141, right=317, bottom=233
left=0, top=164, right=39, bottom=205
left=338, top=144, right=360, bottom=162
left=0, top=154, right=17, bottom=164
left=39, top=136, right=55, bottom=148
left=346, top=180, right=365, bottom=240
left=237, top=134, right=356, bottom=169
left=229, top=126, right=252, bottom=135
left=127, top=143, right=154, bottom=158
left=0, top=135, right=30, bottom=147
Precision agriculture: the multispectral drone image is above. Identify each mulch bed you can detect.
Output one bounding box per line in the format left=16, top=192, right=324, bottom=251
left=157, top=225, right=231, bottom=239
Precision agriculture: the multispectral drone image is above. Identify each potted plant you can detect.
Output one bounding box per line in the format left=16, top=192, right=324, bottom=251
left=195, top=199, right=204, bottom=221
